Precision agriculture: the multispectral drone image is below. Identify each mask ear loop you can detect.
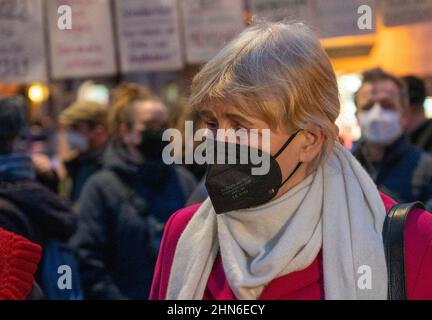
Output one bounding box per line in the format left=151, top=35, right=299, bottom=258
left=280, top=162, right=302, bottom=188
left=273, top=129, right=302, bottom=158
left=273, top=129, right=303, bottom=188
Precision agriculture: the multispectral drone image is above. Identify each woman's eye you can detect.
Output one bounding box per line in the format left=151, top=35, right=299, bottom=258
left=206, top=121, right=218, bottom=130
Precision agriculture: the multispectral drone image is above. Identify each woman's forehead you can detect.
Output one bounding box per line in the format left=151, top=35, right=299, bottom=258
left=133, top=100, right=168, bottom=124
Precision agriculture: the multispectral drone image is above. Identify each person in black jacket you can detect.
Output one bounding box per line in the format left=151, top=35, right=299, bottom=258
left=70, top=83, right=197, bottom=299
left=0, top=95, right=77, bottom=297
left=403, top=75, right=432, bottom=154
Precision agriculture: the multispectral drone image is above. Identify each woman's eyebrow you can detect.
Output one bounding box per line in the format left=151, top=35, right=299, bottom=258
left=225, top=113, right=254, bottom=127
left=198, top=110, right=216, bottom=119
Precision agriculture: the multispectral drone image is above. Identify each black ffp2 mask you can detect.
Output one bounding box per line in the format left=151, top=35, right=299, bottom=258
left=205, top=130, right=302, bottom=214
left=138, top=128, right=168, bottom=160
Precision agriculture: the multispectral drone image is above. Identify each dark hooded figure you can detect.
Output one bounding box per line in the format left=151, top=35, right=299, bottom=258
left=0, top=95, right=77, bottom=297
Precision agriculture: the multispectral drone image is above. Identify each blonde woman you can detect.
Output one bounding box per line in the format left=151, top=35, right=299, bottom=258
left=150, top=22, right=432, bottom=300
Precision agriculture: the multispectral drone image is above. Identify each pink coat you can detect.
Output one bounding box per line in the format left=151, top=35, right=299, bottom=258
left=149, top=193, right=432, bottom=300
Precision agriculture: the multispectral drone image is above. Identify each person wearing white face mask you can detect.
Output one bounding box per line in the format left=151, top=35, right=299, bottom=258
left=353, top=68, right=432, bottom=211
left=58, top=100, right=110, bottom=201
left=357, top=103, right=403, bottom=145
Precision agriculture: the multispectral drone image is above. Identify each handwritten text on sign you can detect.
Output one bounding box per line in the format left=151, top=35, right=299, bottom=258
left=316, top=0, right=376, bottom=38
left=115, top=0, right=183, bottom=72
left=47, top=0, right=116, bottom=79
left=250, top=0, right=316, bottom=26
left=181, top=0, right=245, bottom=64
left=0, top=0, right=47, bottom=83
left=381, top=0, right=432, bottom=27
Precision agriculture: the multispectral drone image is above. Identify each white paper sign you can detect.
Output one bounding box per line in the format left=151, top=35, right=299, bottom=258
left=47, top=0, right=117, bottom=79
left=316, top=0, right=376, bottom=38
left=250, top=0, right=316, bottom=26
left=181, top=0, right=245, bottom=64
left=381, top=0, right=432, bottom=27
left=0, top=0, right=47, bottom=83
left=115, top=0, right=183, bottom=72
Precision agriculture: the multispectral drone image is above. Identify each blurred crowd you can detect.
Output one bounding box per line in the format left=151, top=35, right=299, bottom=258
left=0, top=67, right=431, bottom=299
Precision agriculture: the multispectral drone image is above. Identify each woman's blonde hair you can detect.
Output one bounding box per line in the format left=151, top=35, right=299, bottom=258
left=109, top=82, right=159, bottom=139
left=189, top=21, right=340, bottom=167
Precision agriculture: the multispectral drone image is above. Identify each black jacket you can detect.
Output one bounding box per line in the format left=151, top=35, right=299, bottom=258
left=0, top=180, right=76, bottom=244
left=0, top=179, right=77, bottom=298
left=70, top=143, right=196, bottom=299
left=410, top=119, right=432, bottom=154
left=353, top=135, right=432, bottom=211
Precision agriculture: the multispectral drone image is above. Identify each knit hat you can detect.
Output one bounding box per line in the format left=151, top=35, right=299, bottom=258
left=0, top=228, right=42, bottom=300
left=59, top=100, right=108, bottom=127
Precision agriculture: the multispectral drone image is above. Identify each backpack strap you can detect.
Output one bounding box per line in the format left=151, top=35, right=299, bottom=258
left=383, top=201, right=425, bottom=300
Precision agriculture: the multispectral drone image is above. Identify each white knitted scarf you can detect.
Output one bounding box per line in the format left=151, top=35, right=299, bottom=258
left=166, top=143, right=388, bottom=300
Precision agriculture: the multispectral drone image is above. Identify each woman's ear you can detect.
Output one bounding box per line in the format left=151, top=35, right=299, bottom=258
left=298, top=125, right=325, bottom=163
